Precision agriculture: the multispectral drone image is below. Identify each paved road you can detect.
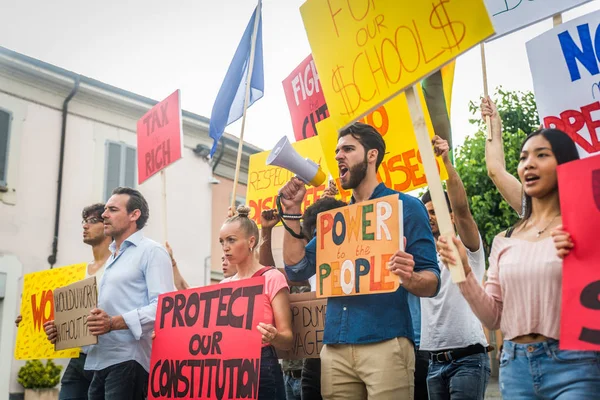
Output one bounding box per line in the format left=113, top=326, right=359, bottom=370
left=486, top=377, right=501, bottom=399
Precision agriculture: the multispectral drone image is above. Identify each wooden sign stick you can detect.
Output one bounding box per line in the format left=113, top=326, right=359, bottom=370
left=161, top=169, right=168, bottom=243
left=481, top=43, right=493, bottom=141
left=405, top=85, right=466, bottom=283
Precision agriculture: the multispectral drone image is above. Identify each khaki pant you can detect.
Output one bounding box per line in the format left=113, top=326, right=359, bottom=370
left=321, top=337, right=415, bottom=400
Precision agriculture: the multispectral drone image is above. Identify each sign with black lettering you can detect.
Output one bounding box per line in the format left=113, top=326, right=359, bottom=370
left=558, top=154, right=600, bottom=350
left=53, top=276, right=98, bottom=351
left=277, top=292, right=326, bottom=360
left=137, top=89, right=183, bottom=184
left=148, top=277, right=265, bottom=400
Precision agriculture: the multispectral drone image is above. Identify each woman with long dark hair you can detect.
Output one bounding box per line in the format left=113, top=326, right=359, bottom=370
left=438, top=128, right=600, bottom=399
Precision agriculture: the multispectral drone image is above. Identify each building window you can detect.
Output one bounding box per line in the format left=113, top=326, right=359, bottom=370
left=231, top=194, right=246, bottom=208
left=104, top=141, right=136, bottom=201
left=0, top=108, right=12, bottom=188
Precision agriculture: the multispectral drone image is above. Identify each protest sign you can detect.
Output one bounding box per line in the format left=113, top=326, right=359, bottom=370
left=316, top=194, right=402, bottom=297
left=527, top=10, right=600, bottom=157
left=317, top=87, right=448, bottom=199
left=53, top=277, right=98, bottom=351
left=300, top=0, right=494, bottom=126
left=148, top=277, right=265, bottom=400
left=277, top=292, right=327, bottom=360
left=246, top=136, right=332, bottom=227
left=137, top=90, right=183, bottom=184
left=485, top=0, right=592, bottom=40
left=283, top=54, right=329, bottom=141
left=15, top=264, right=87, bottom=359
left=558, top=154, right=600, bottom=351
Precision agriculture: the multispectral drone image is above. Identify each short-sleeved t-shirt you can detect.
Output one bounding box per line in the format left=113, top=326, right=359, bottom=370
left=221, top=268, right=289, bottom=346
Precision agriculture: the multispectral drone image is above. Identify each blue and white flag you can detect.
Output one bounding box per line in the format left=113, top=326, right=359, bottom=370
left=209, top=4, right=264, bottom=157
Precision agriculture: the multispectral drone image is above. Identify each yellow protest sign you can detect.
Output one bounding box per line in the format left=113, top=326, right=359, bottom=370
left=15, top=264, right=87, bottom=360
left=300, top=0, right=494, bottom=124
left=246, top=136, right=332, bottom=227
left=318, top=86, right=448, bottom=199
left=316, top=194, right=402, bottom=298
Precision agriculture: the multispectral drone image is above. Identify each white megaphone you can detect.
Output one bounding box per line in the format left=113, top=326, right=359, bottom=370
left=266, top=136, right=326, bottom=187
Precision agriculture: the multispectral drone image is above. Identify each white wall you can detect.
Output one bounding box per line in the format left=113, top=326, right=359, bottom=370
left=0, top=82, right=213, bottom=394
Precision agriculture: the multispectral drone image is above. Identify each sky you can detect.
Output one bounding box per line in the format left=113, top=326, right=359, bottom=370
left=1, top=0, right=600, bottom=152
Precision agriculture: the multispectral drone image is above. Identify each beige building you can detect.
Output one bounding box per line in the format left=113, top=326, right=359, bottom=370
left=0, top=46, right=261, bottom=398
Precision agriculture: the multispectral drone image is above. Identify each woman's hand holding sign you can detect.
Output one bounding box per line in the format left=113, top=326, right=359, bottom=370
left=437, top=236, right=472, bottom=278
left=551, top=225, right=574, bottom=259
left=257, top=322, right=279, bottom=345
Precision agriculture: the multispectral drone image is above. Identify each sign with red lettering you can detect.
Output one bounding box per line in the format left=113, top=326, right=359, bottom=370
left=148, top=278, right=265, bottom=399
left=558, top=154, right=600, bottom=351
left=137, top=90, right=183, bottom=184
left=14, top=264, right=87, bottom=359
left=316, top=194, right=402, bottom=298
left=527, top=11, right=600, bottom=157
left=282, top=54, right=329, bottom=141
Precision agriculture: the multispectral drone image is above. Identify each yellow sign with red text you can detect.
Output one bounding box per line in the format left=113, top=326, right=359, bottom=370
left=317, top=195, right=402, bottom=297
left=246, top=136, right=332, bottom=227
left=318, top=86, right=448, bottom=199
left=300, top=0, right=494, bottom=124
left=15, top=264, right=87, bottom=360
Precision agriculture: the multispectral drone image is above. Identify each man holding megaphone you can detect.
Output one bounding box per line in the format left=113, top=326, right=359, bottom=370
left=279, top=122, right=440, bottom=400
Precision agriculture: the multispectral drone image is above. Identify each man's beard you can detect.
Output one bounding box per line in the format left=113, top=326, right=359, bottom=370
left=341, top=156, right=368, bottom=190
left=83, top=235, right=105, bottom=246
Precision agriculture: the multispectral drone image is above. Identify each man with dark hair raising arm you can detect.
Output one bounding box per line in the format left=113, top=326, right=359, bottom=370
left=280, top=123, right=440, bottom=400
left=420, top=136, right=490, bottom=400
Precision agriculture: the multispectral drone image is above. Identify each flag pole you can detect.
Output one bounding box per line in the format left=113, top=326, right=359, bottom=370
left=230, top=0, right=262, bottom=212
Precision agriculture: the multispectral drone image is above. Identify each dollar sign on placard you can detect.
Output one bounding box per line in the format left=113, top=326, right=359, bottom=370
left=332, top=65, right=361, bottom=117
left=429, top=0, right=466, bottom=52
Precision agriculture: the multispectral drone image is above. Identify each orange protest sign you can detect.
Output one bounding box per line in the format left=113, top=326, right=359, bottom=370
left=15, top=264, right=87, bottom=360
left=316, top=194, right=402, bottom=298
left=246, top=136, right=332, bottom=227
left=317, top=86, right=448, bottom=199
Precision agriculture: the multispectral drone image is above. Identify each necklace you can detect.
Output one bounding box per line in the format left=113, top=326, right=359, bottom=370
left=533, top=214, right=560, bottom=237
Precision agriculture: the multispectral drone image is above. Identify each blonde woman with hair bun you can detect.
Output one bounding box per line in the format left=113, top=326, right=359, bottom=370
left=220, top=205, right=292, bottom=400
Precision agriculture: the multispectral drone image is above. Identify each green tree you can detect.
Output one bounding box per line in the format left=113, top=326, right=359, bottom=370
left=454, top=88, right=539, bottom=256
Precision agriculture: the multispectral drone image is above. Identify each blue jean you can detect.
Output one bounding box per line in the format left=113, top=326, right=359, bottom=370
left=87, top=360, right=148, bottom=400
left=60, top=353, right=94, bottom=400
left=499, top=339, right=600, bottom=399
left=259, top=346, right=286, bottom=400
left=285, top=374, right=302, bottom=400
left=427, top=352, right=490, bottom=400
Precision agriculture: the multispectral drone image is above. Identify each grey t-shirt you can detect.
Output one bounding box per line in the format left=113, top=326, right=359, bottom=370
left=419, top=236, right=488, bottom=351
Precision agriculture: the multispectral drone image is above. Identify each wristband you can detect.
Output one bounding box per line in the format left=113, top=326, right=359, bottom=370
left=281, top=213, right=302, bottom=220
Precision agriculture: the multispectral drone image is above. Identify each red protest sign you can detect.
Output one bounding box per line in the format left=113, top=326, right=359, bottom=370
left=558, top=154, right=600, bottom=351
left=137, top=90, right=183, bottom=184
left=148, top=278, right=265, bottom=399
left=282, top=54, right=329, bottom=141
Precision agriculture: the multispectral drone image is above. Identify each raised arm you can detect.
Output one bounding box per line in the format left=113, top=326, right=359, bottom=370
left=438, top=235, right=503, bottom=330
left=482, top=97, right=522, bottom=214
left=166, top=242, right=190, bottom=291
left=433, top=136, right=480, bottom=251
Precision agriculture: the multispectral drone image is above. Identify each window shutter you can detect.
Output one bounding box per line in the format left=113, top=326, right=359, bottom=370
left=0, top=109, right=11, bottom=186
left=105, top=142, right=122, bottom=201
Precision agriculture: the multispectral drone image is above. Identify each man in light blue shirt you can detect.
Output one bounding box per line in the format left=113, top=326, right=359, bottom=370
left=85, top=187, right=174, bottom=400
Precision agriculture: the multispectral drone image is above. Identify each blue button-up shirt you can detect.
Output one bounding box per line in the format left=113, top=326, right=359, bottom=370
left=285, top=183, right=439, bottom=345
left=85, top=230, right=175, bottom=372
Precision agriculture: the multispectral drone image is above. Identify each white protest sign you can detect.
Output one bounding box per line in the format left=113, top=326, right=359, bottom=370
left=526, top=9, right=600, bottom=157
left=485, top=0, right=593, bottom=40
